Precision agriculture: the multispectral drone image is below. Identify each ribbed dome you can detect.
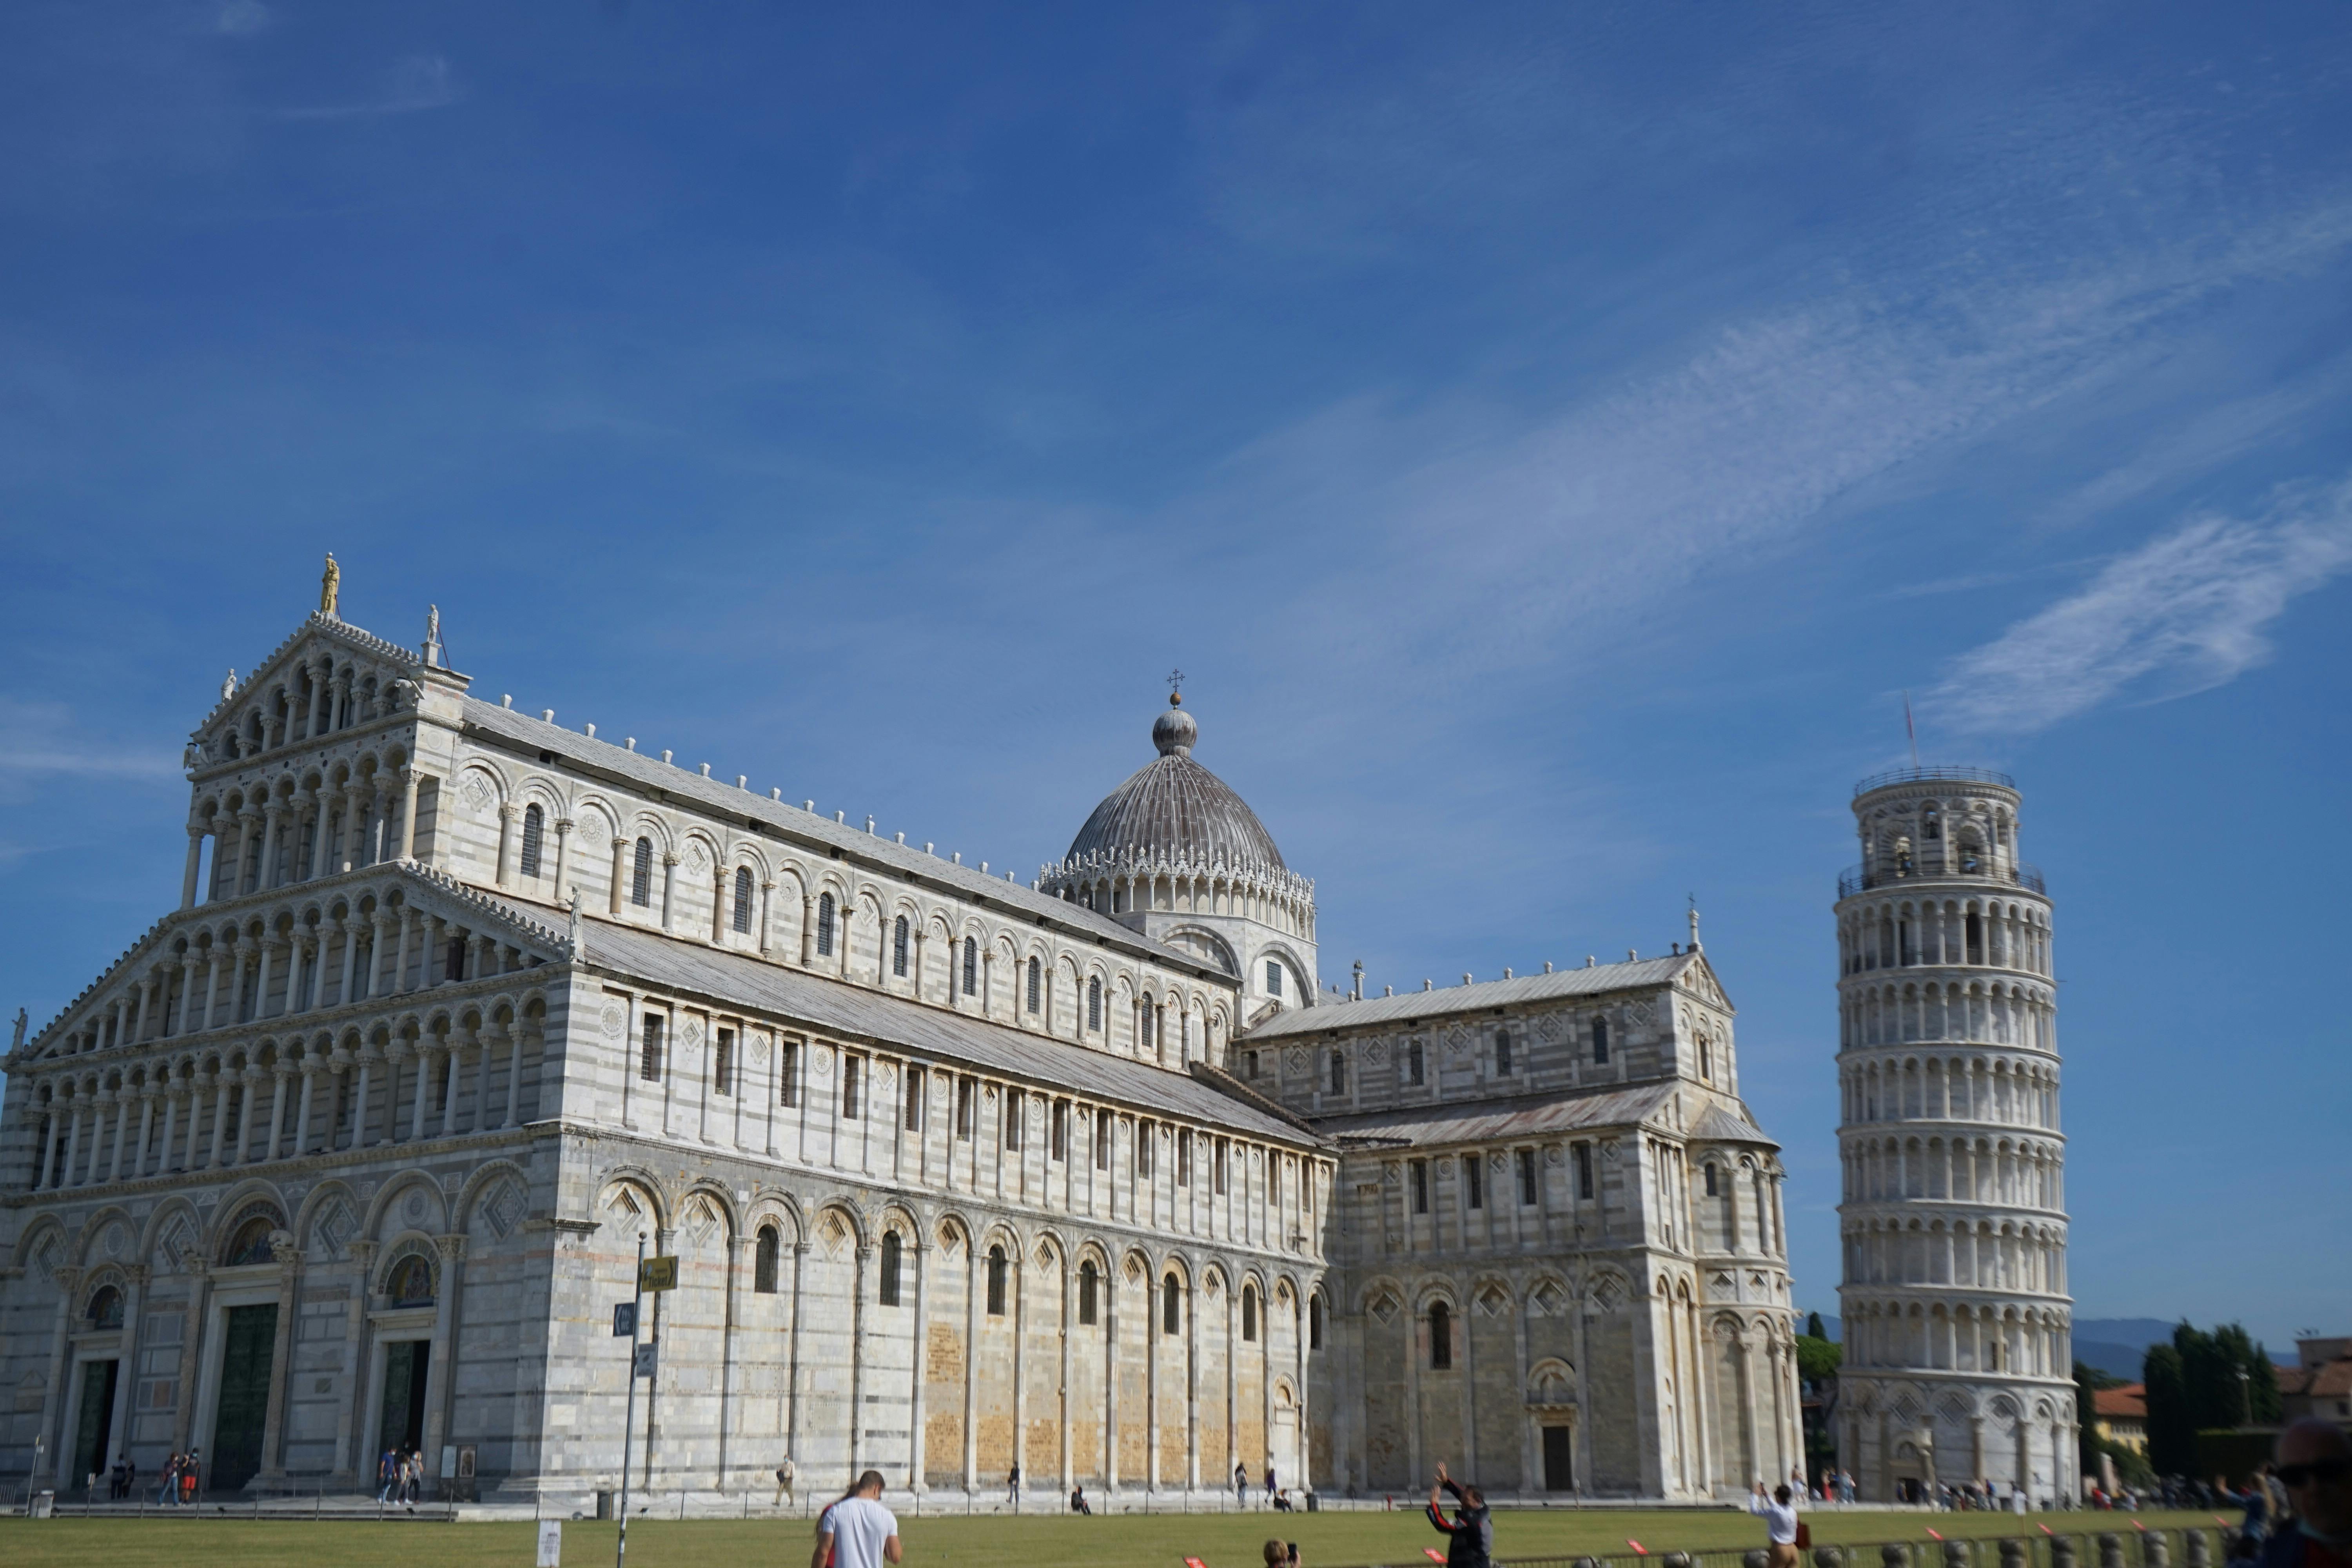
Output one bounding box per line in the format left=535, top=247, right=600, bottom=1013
left=1065, top=695, right=1287, bottom=873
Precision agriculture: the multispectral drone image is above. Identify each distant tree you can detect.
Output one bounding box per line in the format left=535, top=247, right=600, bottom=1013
left=1808, top=1311, right=1828, bottom=1340
left=1798, top=1334, right=1843, bottom=1385
left=2145, top=1343, right=2194, bottom=1475
left=2146, top=1321, right=2280, bottom=1475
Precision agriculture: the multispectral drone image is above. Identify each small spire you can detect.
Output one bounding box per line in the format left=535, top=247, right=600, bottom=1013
left=1166, top=667, right=1185, bottom=706
left=221, top=668, right=237, bottom=702
left=422, top=604, right=444, bottom=668
left=319, top=552, right=341, bottom=618
left=1688, top=893, right=1702, bottom=953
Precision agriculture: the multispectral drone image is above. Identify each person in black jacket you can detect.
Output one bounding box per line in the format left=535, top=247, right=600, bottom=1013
left=2253, top=1421, right=2352, bottom=1568
left=1425, top=1463, right=1492, bottom=1568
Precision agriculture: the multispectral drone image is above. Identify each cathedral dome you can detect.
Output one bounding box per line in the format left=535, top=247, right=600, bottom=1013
left=1064, top=695, right=1287, bottom=873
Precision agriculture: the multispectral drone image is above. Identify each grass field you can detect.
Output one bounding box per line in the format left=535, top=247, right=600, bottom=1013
left=0, top=1508, right=2234, bottom=1568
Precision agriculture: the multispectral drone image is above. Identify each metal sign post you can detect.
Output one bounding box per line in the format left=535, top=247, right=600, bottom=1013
left=617, top=1233, right=646, bottom=1568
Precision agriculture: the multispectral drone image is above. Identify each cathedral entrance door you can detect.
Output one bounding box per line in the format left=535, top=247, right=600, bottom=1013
left=210, top=1304, right=279, bottom=1492
left=379, top=1341, right=431, bottom=1458
left=1541, top=1425, right=1575, bottom=1492
left=71, top=1359, right=120, bottom=1494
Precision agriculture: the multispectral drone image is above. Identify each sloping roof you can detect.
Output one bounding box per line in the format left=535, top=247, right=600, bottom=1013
left=2308, top=1361, right=2352, bottom=1398
left=577, top=918, right=1321, bottom=1147
left=1242, top=952, right=1704, bottom=1039
left=1693, top=1102, right=1776, bottom=1146
left=2094, top=1385, right=2147, bottom=1420
left=1309, top=1082, right=1676, bottom=1148
left=457, top=697, right=1225, bottom=982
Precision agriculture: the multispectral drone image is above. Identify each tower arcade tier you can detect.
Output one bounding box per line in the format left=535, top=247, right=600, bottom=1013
left=1830, top=767, right=2075, bottom=1504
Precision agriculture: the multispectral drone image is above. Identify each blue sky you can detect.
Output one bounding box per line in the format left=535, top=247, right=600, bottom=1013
left=4, top=2, right=2348, bottom=1350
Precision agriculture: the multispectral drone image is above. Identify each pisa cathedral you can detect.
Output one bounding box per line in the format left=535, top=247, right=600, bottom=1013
left=0, top=585, right=1802, bottom=1507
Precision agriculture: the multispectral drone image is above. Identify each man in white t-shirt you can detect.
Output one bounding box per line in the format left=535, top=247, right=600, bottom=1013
left=1749, top=1480, right=1801, bottom=1568
left=814, top=1471, right=902, bottom=1568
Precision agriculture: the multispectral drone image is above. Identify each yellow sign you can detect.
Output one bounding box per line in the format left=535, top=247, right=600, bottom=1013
left=639, top=1256, right=679, bottom=1293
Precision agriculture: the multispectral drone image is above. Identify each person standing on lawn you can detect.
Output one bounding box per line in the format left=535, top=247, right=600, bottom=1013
left=1236, top=1459, right=1250, bottom=1507
left=1750, top=1479, right=1802, bottom=1568
left=1425, top=1461, right=1492, bottom=1568
left=813, top=1470, right=902, bottom=1568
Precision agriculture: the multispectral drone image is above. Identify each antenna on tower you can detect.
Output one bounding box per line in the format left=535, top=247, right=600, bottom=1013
left=1903, top=690, right=1920, bottom=769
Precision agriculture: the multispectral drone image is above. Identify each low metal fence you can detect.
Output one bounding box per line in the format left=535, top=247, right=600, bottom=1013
left=1497, top=1525, right=2233, bottom=1568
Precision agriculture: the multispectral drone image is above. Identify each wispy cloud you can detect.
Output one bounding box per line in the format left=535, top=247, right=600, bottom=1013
left=1927, top=479, right=2352, bottom=735
left=0, top=698, right=182, bottom=784
left=272, top=55, right=457, bottom=121
left=1206, top=191, right=2352, bottom=710
left=215, top=0, right=270, bottom=37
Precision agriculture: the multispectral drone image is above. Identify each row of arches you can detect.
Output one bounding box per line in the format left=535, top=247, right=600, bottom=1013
left=1043, top=848, right=1317, bottom=946
left=1839, top=977, right=2053, bottom=1053
left=432, top=756, right=1234, bottom=1067
left=23, top=988, right=550, bottom=1191
left=189, top=743, right=419, bottom=906
left=202, top=644, right=409, bottom=766
left=1841, top=1132, right=2064, bottom=1210
left=1840, top=1051, right=2058, bottom=1129
left=32, top=876, right=552, bottom=1063
left=1840, top=895, right=2050, bottom=977
left=1840, top=1297, right=2071, bottom=1379
left=586, top=1171, right=1319, bottom=1492
left=1840, top=1215, right=2067, bottom=1294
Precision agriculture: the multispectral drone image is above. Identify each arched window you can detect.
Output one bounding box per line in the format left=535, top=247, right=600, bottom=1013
left=1242, top=1283, right=1259, bottom=1342
left=1704, top=1162, right=1719, bottom=1196
left=1162, top=1273, right=1182, bottom=1336
left=892, top=916, right=909, bottom=977
left=755, top=1225, right=780, bottom=1294
left=1407, top=1040, right=1425, bottom=1084
left=640, top=1014, right=665, bottom=1082
left=222, top=1207, right=283, bottom=1267
left=631, top=838, right=653, bottom=907
left=1699, top=1035, right=1712, bottom=1081
left=520, top=804, right=544, bottom=878
left=1265, top=960, right=1283, bottom=997
left=1495, top=1029, right=1513, bottom=1076
left=1591, top=1017, right=1610, bottom=1064
left=1429, top=1301, right=1453, bottom=1369
left=986, top=1245, right=1008, bottom=1316
left=86, top=1285, right=124, bottom=1330
left=387, top=1254, right=434, bottom=1307
left=1078, top=1259, right=1099, bottom=1326
left=879, top=1232, right=902, bottom=1307
left=1329, top=1050, right=1346, bottom=1094
left=962, top=936, right=978, bottom=996
left=1308, top=1293, right=1325, bottom=1350
left=816, top=893, right=836, bottom=956
left=1087, top=976, right=1102, bottom=1032
left=1026, top=956, right=1041, bottom=1014
left=713, top=1027, right=734, bottom=1094
left=733, top=866, right=754, bottom=933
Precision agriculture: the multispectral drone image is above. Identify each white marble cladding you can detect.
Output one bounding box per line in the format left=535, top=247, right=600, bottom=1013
left=1239, top=974, right=1735, bottom=1116
left=427, top=710, right=1248, bottom=1073
left=1832, top=773, right=2074, bottom=1505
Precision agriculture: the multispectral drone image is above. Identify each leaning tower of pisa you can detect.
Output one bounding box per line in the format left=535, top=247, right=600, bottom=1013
left=1831, top=767, right=2076, bottom=1504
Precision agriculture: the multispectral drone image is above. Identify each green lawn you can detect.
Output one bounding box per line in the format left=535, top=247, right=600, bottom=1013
left=0, top=1509, right=2235, bottom=1568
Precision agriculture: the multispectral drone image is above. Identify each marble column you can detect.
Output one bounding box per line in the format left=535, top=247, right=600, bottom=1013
left=183, top=827, right=206, bottom=910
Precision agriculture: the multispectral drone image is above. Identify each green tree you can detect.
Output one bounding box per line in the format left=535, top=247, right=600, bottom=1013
left=2145, top=1343, right=2194, bottom=1475
left=1808, top=1311, right=1827, bottom=1340
left=2146, top=1321, right=2281, bottom=1476
left=1798, top=1334, right=1843, bottom=1386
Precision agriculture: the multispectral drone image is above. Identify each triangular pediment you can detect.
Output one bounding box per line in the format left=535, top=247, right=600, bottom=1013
left=7, top=862, right=572, bottom=1071
left=186, top=613, right=433, bottom=773
left=1675, top=951, right=1733, bottom=1013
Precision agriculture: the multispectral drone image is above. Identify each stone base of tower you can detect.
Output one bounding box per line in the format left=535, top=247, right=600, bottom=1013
left=1837, top=1371, right=2079, bottom=1505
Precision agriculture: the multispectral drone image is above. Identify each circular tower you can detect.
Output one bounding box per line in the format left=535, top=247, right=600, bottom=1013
left=1831, top=767, right=2074, bottom=1504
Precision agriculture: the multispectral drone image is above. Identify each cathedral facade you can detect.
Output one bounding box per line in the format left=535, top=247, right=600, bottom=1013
left=0, top=594, right=1800, bottom=1506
